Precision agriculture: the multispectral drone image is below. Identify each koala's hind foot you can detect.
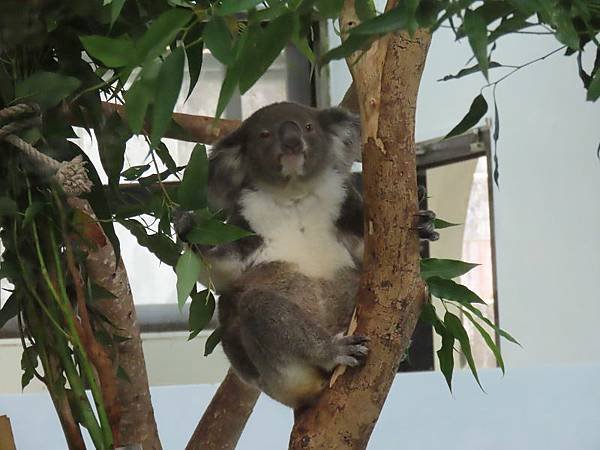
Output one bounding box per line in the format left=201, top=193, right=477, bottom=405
left=331, top=333, right=369, bottom=367
left=415, top=210, right=440, bottom=241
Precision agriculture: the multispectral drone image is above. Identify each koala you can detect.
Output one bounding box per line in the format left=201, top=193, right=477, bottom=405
left=176, top=102, right=437, bottom=409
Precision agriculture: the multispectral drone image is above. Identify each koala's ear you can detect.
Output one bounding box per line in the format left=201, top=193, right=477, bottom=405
left=318, top=107, right=361, bottom=162
left=208, top=126, right=247, bottom=213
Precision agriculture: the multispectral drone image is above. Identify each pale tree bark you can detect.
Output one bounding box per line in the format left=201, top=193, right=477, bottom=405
left=289, top=1, right=431, bottom=448
left=67, top=198, right=162, bottom=450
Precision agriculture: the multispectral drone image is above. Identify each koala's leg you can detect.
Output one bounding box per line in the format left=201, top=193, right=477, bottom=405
left=234, top=289, right=368, bottom=408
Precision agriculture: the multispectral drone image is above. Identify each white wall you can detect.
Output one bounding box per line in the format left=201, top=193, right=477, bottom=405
left=3, top=365, right=599, bottom=450
left=329, top=25, right=600, bottom=368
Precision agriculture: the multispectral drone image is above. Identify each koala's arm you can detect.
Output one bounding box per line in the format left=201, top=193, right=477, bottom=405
left=336, top=176, right=365, bottom=267
left=173, top=210, right=261, bottom=293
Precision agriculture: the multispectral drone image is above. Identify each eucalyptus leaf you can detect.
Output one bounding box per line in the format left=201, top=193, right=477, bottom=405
left=175, top=247, right=203, bottom=309
left=437, top=324, right=455, bottom=392
left=463, top=9, right=489, bottom=79
left=80, top=35, right=134, bottom=68
left=21, top=346, right=39, bottom=389
left=125, top=58, right=162, bottom=134
left=178, top=144, right=208, bottom=210
left=445, top=94, right=488, bottom=139
left=420, top=258, right=479, bottom=280
left=238, top=14, right=295, bottom=94
left=184, top=23, right=204, bottom=100
left=188, top=289, right=215, bottom=340
left=203, top=17, right=234, bottom=66
left=15, top=72, right=80, bottom=109
left=121, top=164, right=151, bottom=181
left=215, top=66, right=239, bottom=119
left=204, top=327, right=222, bottom=356
left=427, top=276, right=486, bottom=304
left=186, top=219, right=254, bottom=245
left=108, top=0, right=125, bottom=27
left=438, top=61, right=502, bottom=82
left=136, top=9, right=193, bottom=63
left=120, top=219, right=180, bottom=267
left=316, top=0, right=344, bottom=18
left=587, top=70, right=600, bottom=101
left=462, top=308, right=505, bottom=374
left=445, top=311, right=483, bottom=390
left=355, top=0, right=377, bottom=21
left=0, top=293, right=19, bottom=329
left=433, top=218, right=460, bottom=229
left=460, top=302, right=521, bottom=346
left=154, top=142, right=178, bottom=174
left=151, top=46, right=185, bottom=144
left=97, top=112, right=132, bottom=187
left=319, top=33, right=372, bottom=66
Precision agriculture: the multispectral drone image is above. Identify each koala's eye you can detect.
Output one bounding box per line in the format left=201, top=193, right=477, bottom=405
left=259, top=130, right=271, bottom=139
left=305, top=122, right=313, bottom=132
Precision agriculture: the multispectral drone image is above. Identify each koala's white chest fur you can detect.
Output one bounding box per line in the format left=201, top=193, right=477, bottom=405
left=239, top=171, right=354, bottom=279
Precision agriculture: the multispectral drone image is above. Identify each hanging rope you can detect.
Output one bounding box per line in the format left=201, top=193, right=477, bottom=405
left=0, top=103, right=93, bottom=196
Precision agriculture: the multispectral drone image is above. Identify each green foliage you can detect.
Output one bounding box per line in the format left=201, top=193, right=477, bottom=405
left=420, top=258, right=479, bottom=280
left=204, top=327, right=223, bottom=356
left=175, top=247, right=204, bottom=309
left=188, top=289, right=216, bottom=340
left=185, top=214, right=255, bottom=245
left=0, top=294, right=18, bottom=329
left=15, top=72, right=81, bottom=109
left=151, top=46, right=185, bottom=144
left=445, top=94, right=488, bottom=139
left=178, top=144, right=209, bottom=210
left=420, top=255, right=519, bottom=392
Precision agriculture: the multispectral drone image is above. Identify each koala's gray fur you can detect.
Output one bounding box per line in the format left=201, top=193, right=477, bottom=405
left=179, top=102, right=368, bottom=409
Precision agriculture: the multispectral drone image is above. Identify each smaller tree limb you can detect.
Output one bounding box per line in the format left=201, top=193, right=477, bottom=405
left=59, top=198, right=122, bottom=445
left=185, top=368, right=260, bottom=450
left=66, top=197, right=163, bottom=450
left=0, top=416, right=17, bottom=450
left=63, top=103, right=240, bottom=145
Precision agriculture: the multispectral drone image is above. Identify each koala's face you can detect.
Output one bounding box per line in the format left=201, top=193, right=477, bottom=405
left=208, top=102, right=360, bottom=210
left=217, top=103, right=359, bottom=186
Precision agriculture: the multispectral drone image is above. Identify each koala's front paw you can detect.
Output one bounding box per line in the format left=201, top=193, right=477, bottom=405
left=332, top=333, right=369, bottom=367
left=173, top=209, right=196, bottom=241
left=415, top=210, right=440, bottom=242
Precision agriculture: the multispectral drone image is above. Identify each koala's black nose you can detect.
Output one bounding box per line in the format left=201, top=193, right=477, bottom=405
left=279, top=121, right=303, bottom=154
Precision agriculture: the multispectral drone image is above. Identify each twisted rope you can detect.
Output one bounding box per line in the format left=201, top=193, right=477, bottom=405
left=0, top=103, right=92, bottom=196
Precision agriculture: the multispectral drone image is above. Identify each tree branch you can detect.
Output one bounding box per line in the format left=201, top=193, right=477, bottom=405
left=289, top=1, right=431, bottom=448
left=63, top=103, right=240, bottom=145
left=185, top=368, right=260, bottom=450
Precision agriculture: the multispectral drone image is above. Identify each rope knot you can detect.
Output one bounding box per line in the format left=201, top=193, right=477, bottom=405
left=0, top=103, right=93, bottom=196
left=55, top=155, right=94, bottom=196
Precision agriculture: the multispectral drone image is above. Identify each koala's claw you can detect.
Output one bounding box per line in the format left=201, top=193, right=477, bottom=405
left=332, top=334, right=370, bottom=367
left=173, top=209, right=196, bottom=241
left=415, top=210, right=439, bottom=242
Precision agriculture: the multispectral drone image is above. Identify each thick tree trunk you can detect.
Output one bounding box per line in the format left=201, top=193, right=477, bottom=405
left=67, top=198, right=162, bottom=450
left=289, top=2, right=431, bottom=449
left=185, top=368, right=260, bottom=450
